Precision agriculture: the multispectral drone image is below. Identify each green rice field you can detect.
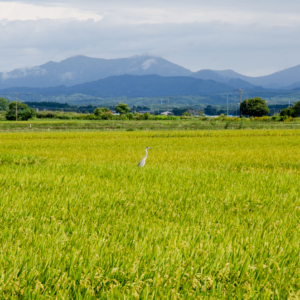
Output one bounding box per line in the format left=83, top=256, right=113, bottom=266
left=1, top=129, right=300, bottom=299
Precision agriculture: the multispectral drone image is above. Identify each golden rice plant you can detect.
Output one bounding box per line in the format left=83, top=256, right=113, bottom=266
left=0, top=129, right=300, bottom=299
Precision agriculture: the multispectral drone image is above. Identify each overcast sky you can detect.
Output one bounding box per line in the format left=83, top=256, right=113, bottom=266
left=0, top=0, right=300, bottom=76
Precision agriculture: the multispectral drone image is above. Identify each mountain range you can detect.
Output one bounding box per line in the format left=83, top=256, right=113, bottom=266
left=0, top=75, right=234, bottom=98
left=0, top=55, right=300, bottom=98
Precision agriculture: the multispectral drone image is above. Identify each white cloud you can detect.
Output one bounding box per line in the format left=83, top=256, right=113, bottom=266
left=2, top=66, right=46, bottom=80
left=142, top=59, right=158, bottom=70
left=60, top=71, right=73, bottom=81
left=0, top=0, right=300, bottom=76
left=0, top=2, right=103, bottom=21
left=1, top=1, right=300, bottom=27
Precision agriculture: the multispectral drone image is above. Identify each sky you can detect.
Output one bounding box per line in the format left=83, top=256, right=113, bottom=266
left=0, top=0, right=300, bottom=76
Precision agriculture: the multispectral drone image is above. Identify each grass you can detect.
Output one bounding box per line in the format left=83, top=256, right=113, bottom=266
left=1, top=119, right=300, bottom=132
left=0, top=129, right=300, bottom=298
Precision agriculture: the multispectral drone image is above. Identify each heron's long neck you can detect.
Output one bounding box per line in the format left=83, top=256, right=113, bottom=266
left=144, top=149, right=148, bottom=159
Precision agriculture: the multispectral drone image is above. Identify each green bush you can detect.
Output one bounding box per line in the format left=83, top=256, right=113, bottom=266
left=5, top=101, right=32, bottom=121
left=280, top=107, right=295, bottom=117
left=94, top=107, right=112, bottom=116
left=100, top=113, right=113, bottom=120
left=293, top=101, right=300, bottom=117
left=19, top=108, right=36, bottom=121
left=0, top=97, right=9, bottom=111
left=143, top=112, right=153, bottom=120
left=271, top=115, right=283, bottom=122
left=36, top=111, right=58, bottom=119
left=125, top=113, right=134, bottom=120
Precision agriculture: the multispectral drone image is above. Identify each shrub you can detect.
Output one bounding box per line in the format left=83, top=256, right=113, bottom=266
left=154, top=115, right=168, bottom=120
left=251, top=116, right=270, bottom=122
left=100, top=113, right=113, bottom=120
left=19, top=108, right=36, bottom=120
left=280, top=107, right=295, bottom=117
left=271, top=115, right=282, bottom=122
left=126, top=113, right=134, bottom=120
left=284, top=116, right=293, bottom=122
left=85, top=114, right=97, bottom=120
left=54, top=114, right=72, bottom=120
left=36, top=111, right=58, bottom=119
left=143, top=112, right=153, bottom=120
left=5, top=101, right=30, bottom=121
left=94, top=107, right=112, bottom=116
left=115, top=114, right=128, bottom=120
left=293, top=101, right=300, bottom=117
left=231, top=117, right=241, bottom=122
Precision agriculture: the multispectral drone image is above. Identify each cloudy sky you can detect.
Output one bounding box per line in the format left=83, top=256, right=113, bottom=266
left=0, top=0, right=299, bottom=76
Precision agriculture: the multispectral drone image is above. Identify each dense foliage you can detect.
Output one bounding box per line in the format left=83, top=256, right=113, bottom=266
left=0, top=97, right=9, bottom=111
left=240, top=97, right=270, bottom=117
left=116, top=103, right=131, bottom=114
left=5, top=101, right=36, bottom=121
left=93, top=107, right=112, bottom=116
left=293, top=100, right=300, bottom=117
left=280, top=107, right=295, bottom=117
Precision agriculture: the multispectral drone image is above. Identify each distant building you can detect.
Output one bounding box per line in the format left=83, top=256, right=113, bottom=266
left=111, top=110, right=120, bottom=115
left=161, top=111, right=174, bottom=116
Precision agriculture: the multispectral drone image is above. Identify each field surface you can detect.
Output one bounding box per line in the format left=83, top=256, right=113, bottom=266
left=0, top=129, right=300, bottom=299
left=1, top=119, right=300, bottom=132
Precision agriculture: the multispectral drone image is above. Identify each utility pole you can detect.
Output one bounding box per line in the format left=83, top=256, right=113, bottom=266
left=236, top=89, right=244, bottom=118
left=167, top=97, right=169, bottom=114
left=227, top=94, right=228, bottom=116
left=15, top=93, right=18, bottom=121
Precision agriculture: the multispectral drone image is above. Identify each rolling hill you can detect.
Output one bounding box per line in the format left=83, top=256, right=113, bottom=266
left=0, top=74, right=234, bottom=97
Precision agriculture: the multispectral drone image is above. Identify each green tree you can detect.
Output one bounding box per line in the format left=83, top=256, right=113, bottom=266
left=93, top=107, right=111, bottom=116
left=240, top=97, right=269, bottom=117
left=280, top=107, right=295, bottom=117
left=116, top=103, right=131, bottom=114
left=293, top=101, right=300, bottom=117
left=0, top=97, right=9, bottom=111
left=5, top=101, right=36, bottom=121
left=204, top=105, right=217, bottom=115
left=19, top=108, right=36, bottom=121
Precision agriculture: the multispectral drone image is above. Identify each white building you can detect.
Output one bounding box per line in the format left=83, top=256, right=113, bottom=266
left=160, top=111, right=174, bottom=116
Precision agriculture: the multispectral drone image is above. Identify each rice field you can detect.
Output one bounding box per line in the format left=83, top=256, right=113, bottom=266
left=0, top=129, right=300, bottom=299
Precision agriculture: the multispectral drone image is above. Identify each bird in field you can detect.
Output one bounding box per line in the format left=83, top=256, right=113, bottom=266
left=138, top=147, right=151, bottom=167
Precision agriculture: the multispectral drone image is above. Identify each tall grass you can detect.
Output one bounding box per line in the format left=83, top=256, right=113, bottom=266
left=0, top=130, right=300, bottom=298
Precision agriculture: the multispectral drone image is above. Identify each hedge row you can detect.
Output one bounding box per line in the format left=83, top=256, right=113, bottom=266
left=36, top=111, right=180, bottom=121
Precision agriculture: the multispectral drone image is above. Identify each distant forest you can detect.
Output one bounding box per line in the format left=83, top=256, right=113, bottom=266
left=23, top=101, right=291, bottom=116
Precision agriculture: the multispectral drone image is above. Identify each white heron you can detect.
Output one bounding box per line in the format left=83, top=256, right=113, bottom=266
left=138, top=147, right=151, bottom=167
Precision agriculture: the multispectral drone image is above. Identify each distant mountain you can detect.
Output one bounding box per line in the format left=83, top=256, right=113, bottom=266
left=192, top=70, right=228, bottom=83
left=0, top=55, right=193, bottom=89
left=215, top=65, right=300, bottom=89
left=1, top=54, right=300, bottom=90
left=192, top=70, right=261, bottom=90
left=0, top=75, right=234, bottom=97
left=288, top=82, right=300, bottom=90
